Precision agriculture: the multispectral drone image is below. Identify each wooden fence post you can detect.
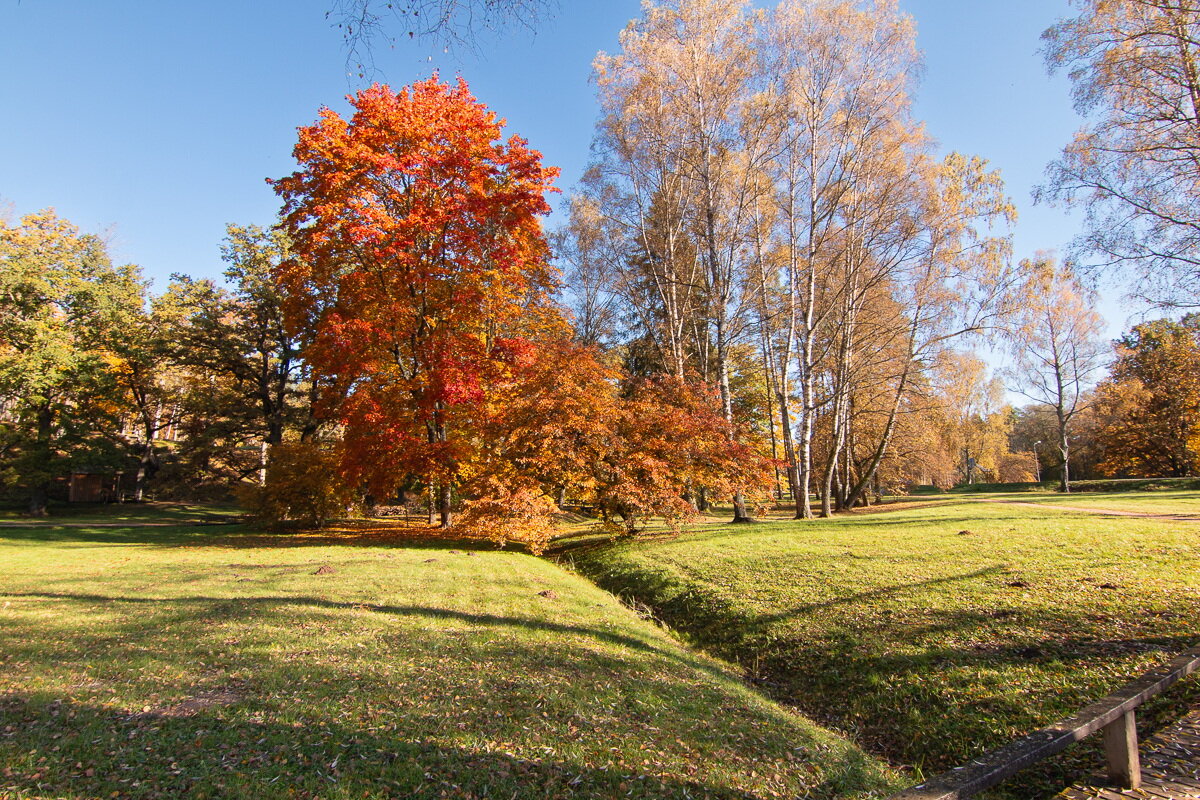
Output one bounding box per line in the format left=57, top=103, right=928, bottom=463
left=1102, top=710, right=1141, bottom=789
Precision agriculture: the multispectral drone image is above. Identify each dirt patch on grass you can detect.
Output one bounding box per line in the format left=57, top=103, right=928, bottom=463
left=840, top=499, right=952, bottom=516
left=135, top=686, right=244, bottom=719
left=164, top=688, right=243, bottom=717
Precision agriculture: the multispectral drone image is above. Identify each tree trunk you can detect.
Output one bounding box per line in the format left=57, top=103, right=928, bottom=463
left=714, top=308, right=751, bottom=523
left=797, top=346, right=816, bottom=519
left=778, top=391, right=800, bottom=501
left=439, top=484, right=452, bottom=528
left=256, top=438, right=268, bottom=488
left=1059, top=412, right=1071, bottom=494
left=29, top=405, right=54, bottom=516
left=134, top=404, right=159, bottom=502
left=28, top=484, right=48, bottom=517
left=762, top=340, right=782, bottom=501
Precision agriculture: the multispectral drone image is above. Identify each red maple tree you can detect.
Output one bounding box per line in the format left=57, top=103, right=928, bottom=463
left=272, top=77, right=561, bottom=526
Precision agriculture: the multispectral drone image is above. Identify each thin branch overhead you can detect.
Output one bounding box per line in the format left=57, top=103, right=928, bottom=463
left=326, top=0, right=555, bottom=76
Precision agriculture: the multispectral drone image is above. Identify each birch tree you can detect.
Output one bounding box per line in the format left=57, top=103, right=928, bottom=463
left=1004, top=254, right=1108, bottom=492
left=762, top=0, right=937, bottom=517
left=590, top=0, right=770, bottom=521
left=568, top=0, right=1018, bottom=519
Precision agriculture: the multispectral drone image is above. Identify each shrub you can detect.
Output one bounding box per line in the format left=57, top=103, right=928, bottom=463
left=239, top=441, right=359, bottom=528
left=457, top=483, right=558, bottom=554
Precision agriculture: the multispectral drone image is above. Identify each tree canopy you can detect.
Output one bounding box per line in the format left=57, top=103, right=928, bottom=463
left=1041, top=0, right=1200, bottom=308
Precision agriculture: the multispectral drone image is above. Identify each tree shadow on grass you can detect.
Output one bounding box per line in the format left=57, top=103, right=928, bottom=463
left=744, top=566, right=1009, bottom=628
left=575, top=552, right=1200, bottom=798
left=0, top=693, right=774, bottom=800
left=0, top=500, right=240, bottom=523
left=0, top=522, right=513, bottom=552
left=0, top=587, right=900, bottom=800
left=2, top=590, right=705, bottom=671
left=755, top=627, right=1200, bottom=800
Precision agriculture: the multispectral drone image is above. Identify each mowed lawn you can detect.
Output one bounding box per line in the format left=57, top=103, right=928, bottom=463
left=570, top=494, right=1200, bottom=794
left=0, top=517, right=898, bottom=800
left=978, top=490, right=1200, bottom=515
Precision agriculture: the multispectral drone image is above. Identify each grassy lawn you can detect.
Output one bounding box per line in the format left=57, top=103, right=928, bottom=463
left=0, top=518, right=897, bottom=800
left=978, top=490, right=1200, bottom=515
left=567, top=494, right=1200, bottom=796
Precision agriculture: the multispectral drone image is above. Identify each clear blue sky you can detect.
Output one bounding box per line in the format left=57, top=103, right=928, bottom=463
left=0, top=0, right=1136, bottom=332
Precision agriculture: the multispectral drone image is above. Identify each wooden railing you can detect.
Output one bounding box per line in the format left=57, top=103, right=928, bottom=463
left=889, top=645, right=1200, bottom=800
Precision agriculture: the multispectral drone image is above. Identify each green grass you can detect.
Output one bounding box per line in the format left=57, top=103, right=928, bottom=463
left=567, top=494, right=1200, bottom=796
left=979, top=490, right=1200, bottom=515
left=947, top=477, right=1200, bottom=494
left=0, top=517, right=897, bottom=800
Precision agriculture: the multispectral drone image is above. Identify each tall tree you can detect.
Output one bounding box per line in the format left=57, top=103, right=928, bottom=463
left=0, top=210, right=142, bottom=514
left=1042, top=0, right=1200, bottom=308
left=1004, top=254, right=1107, bottom=492
left=759, top=0, right=927, bottom=517
left=273, top=78, right=561, bottom=527
left=570, top=0, right=1017, bottom=519
left=159, top=224, right=319, bottom=488
left=107, top=297, right=187, bottom=501
left=591, top=0, right=777, bottom=521
left=936, top=352, right=1015, bottom=485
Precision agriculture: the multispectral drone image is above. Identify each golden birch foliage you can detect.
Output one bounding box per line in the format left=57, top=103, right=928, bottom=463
left=1004, top=253, right=1107, bottom=489
left=934, top=352, right=1017, bottom=484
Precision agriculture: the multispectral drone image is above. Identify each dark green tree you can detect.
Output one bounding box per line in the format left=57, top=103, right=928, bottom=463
left=157, top=224, right=323, bottom=492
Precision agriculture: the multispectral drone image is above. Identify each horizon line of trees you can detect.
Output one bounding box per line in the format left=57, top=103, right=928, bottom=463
left=4, top=199, right=1196, bottom=523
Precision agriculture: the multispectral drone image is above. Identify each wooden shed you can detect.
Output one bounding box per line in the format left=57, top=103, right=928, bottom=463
left=68, top=471, right=123, bottom=503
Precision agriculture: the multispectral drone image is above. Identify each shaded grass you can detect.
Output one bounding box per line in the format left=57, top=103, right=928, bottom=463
left=0, top=517, right=897, bottom=800
left=567, top=495, right=1200, bottom=797
left=0, top=500, right=241, bottom=524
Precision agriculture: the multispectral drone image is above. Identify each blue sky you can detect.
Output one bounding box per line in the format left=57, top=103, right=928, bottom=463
left=0, top=0, right=1134, bottom=333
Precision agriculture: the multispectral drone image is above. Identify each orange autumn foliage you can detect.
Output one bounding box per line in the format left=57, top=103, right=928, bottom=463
left=239, top=441, right=361, bottom=528
left=271, top=77, right=770, bottom=536
left=478, top=343, right=774, bottom=534
left=272, top=77, right=562, bottom=512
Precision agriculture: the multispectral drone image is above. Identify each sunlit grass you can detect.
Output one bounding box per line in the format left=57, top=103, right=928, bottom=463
left=568, top=494, right=1200, bottom=797
left=981, top=490, right=1200, bottom=515
left=0, top=516, right=897, bottom=800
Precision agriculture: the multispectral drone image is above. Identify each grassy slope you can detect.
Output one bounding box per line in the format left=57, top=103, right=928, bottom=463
left=0, top=518, right=897, bottom=800
left=569, top=495, right=1200, bottom=794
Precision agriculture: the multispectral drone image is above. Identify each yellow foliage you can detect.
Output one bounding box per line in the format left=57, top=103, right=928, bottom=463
left=239, top=441, right=360, bottom=528
left=457, top=483, right=559, bottom=555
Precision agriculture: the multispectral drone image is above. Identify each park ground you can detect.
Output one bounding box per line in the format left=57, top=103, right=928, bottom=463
left=1, top=488, right=1198, bottom=799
